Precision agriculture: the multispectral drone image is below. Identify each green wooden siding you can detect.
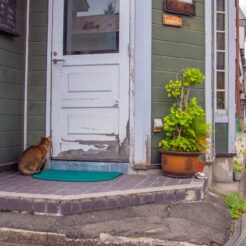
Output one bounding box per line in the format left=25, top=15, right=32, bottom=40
left=27, top=0, right=48, bottom=146
left=215, top=123, right=228, bottom=154
left=0, top=0, right=26, bottom=165
left=151, top=0, right=205, bottom=163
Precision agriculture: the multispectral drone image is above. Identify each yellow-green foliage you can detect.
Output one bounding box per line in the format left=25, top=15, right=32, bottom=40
left=159, top=68, right=210, bottom=152
left=233, top=160, right=245, bottom=173
left=224, top=193, right=246, bottom=219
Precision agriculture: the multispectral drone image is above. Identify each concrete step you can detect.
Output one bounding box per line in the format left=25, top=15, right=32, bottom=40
left=0, top=171, right=207, bottom=216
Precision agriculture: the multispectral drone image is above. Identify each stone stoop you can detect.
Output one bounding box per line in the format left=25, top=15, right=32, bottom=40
left=0, top=181, right=206, bottom=216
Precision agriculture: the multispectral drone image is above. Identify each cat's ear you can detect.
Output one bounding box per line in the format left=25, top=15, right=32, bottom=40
left=47, top=136, right=51, bottom=141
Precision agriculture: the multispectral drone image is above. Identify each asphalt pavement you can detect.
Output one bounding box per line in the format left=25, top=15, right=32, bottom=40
left=0, top=191, right=231, bottom=246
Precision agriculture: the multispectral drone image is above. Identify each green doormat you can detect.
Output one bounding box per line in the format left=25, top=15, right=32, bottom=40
left=32, top=169, right=123, bottom=182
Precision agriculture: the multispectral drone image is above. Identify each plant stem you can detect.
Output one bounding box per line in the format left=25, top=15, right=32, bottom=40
left=180, top=86, right=184, bottom=110
left=185, top=87, right=191, bottom=111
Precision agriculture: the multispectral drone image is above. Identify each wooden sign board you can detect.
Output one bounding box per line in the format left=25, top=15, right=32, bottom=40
left=163, top=14, right=182, bottom=27
left=0, top=0, right=19, bottom=36
left=72, top=14, right=119, bottom=35
left=164, top=0, right=196, bottom=16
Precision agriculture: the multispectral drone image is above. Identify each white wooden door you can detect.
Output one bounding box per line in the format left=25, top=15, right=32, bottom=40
left=51, top=0, right=130, bottom=161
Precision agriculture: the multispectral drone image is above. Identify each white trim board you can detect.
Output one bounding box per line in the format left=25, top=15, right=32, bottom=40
left=205, top=0, right=214, bottom=162
left=212, top=0, right=236, bottom=153
left=24, top=0, right=30, bottom=149
left=46, top=0, right=53, bottom=138
left=227, top=0, right=236, bottom=153
left=129, top=0, right=152, bottom=166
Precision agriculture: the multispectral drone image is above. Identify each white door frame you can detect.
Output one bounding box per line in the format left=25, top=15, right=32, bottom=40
left=205, top=0, right=214, bottom=162
left=129, top=0, right=152, bottom=165
left=46, top=0, right=152, bottom=165
left=227, top=0, right=236, bottom=153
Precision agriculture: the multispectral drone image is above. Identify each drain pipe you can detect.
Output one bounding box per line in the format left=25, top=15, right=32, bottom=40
left=24, top=0, right=30, bottom=149
left=236, top=0, right=240, bottom=118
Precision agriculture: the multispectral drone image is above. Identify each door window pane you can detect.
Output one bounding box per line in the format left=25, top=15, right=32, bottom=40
left=217, top=92, right=225, bottom=109
left=217, top=32, right=225, bottom=50
left=215, top=0, right=227, bottom=112
left=216, top=0, right=225, bottom=12
left=217, top=52, right=225, bottom=70
left=217, top=72, right=225, bottom=89
left=217, top=13, right=225, bottom=31
left=64, top=0, right=119, bottom=55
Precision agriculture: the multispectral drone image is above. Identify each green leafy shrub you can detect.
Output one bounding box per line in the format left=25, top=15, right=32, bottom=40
left=224, top=193, right=246, bottom=219
left=159, top=68, right=210, bottom=152
left=233, top=160, right=245, bottom=173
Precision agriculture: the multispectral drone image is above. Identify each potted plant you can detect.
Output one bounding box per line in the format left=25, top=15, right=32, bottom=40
left=159, top=68, right=210, bottom=177
left=233, top=160, right=245, bottom=182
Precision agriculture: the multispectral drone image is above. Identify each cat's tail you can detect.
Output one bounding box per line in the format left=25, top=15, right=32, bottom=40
left=19, top=169, right=40, bottom=175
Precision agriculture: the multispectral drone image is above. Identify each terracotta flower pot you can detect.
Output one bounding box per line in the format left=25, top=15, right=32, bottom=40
left=197, top=160, right=205, bottom=173
left=160, top=150, right=202, bottom=178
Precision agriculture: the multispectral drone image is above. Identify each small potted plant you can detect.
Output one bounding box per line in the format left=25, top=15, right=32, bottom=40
left=159, top=68, right=210, bottom=177
left=233, top=160, right=245, bottom=182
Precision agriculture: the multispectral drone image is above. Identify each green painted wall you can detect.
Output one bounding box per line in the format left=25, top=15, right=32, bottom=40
left=151, top=0, right=205, bottom=163
left=0, top=0, right=26, bottom=165
left=215, top=123, right=228, bottom=154
left=27, top=0, right=48, bottom=146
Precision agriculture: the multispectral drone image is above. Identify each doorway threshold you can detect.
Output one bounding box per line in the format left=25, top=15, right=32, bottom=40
left=50, top=160, right=129, bottom=174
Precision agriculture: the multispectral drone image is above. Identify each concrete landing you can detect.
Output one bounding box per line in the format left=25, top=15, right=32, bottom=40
left=0, top=171, right=206, bottom=216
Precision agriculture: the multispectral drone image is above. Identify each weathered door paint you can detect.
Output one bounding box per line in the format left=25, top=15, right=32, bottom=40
left=51, top=0, right=130, bottom=161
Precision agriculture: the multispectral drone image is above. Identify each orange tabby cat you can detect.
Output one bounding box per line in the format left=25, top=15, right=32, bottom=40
left=18, top=137, right=51, bottom=175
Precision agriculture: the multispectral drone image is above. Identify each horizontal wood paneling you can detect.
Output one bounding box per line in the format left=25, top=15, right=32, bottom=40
left=0, top=116, right=24, bottom=131
left=153, top=26, right=205, bottom=46
left=30, top=0, right=48, bottom=13
left=0, top=0, right=26, bottom=165
left=215, top=123, right=228, bottom=153
left=27, top=0, right=48, bottom=146
left=0, top=83, right=24, bottom=100
left=0, top=147, right=23, bottom=163
left=152, top=55, right=205, bottom=72
left=0, top=132, right=23, bottom=148
left=27, top=131, right=45, bottom=147
left=151, top=0, right=205, bottom=163
left=0, top=99, right=24, bottom=115
left=28, top=71, right=47, bottom=86
left=152, top=40, right=204, bottom=60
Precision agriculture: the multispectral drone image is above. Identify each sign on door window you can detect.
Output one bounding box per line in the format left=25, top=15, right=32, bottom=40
left=64, top=0, right=119, bottom=55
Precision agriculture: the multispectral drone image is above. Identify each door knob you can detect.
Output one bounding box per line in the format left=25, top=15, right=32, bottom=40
left=52, top=58, right=65, bottom=64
